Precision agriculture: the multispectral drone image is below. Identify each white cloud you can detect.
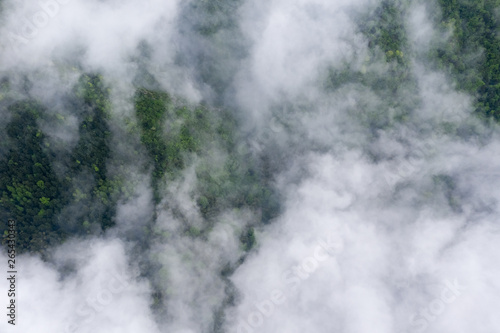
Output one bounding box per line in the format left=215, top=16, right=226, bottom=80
left=1, top=0, right=500, bottom=332
left=0, top=238, right=159, bottom=333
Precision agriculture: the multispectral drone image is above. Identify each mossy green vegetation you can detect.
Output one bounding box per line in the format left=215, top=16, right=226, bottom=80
left=435, top=0, right=500, bottom=120
left=0, top=101, right=65, bottom=252
left=60, top=74, right=120, bottom=233
left=327, top=0, right=418, bottom=130
left=0, top=69, right=280, bottom=256
left=239, top=226, right=256, bottom=251
left=134, top=89, right=211, bottom=203
left=134, top=86, right=280, bottom=228
left=135, top=88, right=172, bottom=203
left=1, top=74, right=126, bottom=252
left=71, top=74, right=112, bottom=185
left=363, top=0, right=409, bottom=65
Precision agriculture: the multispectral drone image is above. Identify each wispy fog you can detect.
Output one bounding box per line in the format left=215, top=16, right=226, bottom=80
left=1, top=0, right=500, bottom=332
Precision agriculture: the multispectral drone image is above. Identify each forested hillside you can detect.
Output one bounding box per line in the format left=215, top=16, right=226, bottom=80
left=1, top=0, right=500, bottom=332
left=435, top=0, right=500, bottom=119
left=0, top=71, right=279, bottom=255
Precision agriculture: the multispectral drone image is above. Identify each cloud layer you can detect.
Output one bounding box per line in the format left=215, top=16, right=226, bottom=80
left=1, top=0, right=500, bottom=332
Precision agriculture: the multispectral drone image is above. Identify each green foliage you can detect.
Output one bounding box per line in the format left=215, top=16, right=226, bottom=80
left=240, top=226, right=256, bottom=252
left=72, top=188, right=87, bottom=202
left=0, top=71, right=280, bottom=255
left=0, top=74, right=132, bottom=252
left=187, top=226, right=201, bottom=237
left=360, top=0, right=409, bottom=65
left=39, top=197, right=50, bottom=206
left=0, top=101, right=65, bottom=252
left=327, top=1, right=418, bottom=130
left=435, top=0, right=500, bottom=120
left=194, top=147, right=280, bottom=223
left=134, top=85, right=280, bottom=228
left=135, top=88, right=173, bottom=203
left=75, top=74, right=110, bottom=114
left=72, top=74, right=111, bottom=179
left=135, top=89, right=218, bottom=203
left=62, top=74, right=118, bottom=232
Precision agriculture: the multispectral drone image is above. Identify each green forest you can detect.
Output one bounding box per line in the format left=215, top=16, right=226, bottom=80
left=1, top=0, right=499, bottom=256
left=435, top=0, right=500, bottom=120
left=0, top=70, right=278, bottom=255
left=1, top=0, right=500, bottom=332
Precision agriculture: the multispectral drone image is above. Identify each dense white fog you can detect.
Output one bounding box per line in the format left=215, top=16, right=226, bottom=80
left=1, top=0, right=500, bottom=332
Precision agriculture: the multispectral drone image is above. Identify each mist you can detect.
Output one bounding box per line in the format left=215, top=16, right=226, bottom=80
left=1, top=0, right=500, bottom=332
